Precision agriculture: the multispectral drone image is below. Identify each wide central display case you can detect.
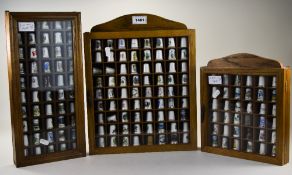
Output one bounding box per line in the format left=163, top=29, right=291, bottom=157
left=84, top=14, right=197, bottom=154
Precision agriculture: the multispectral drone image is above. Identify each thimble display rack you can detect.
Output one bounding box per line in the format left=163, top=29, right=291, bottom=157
left=5, top=12, right=86, bottom=167
left=84, top=14, right=197, bottom=154
left=200, top=53, right=290, bottom=165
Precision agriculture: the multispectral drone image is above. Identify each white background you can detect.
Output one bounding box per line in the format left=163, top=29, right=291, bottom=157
left=0, top=0, right=292, bottom=174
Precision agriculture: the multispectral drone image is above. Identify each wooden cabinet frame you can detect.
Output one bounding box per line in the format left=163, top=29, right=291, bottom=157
left=5, top=11, right=86, bottom=167
left=200, top=53, right=290, bottom=165
left=84, top=14, right=197, bottom=154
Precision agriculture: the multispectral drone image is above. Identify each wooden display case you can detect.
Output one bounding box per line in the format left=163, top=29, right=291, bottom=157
left=200, top=53, right=290, bottom=165
left=84, top=14, right=197, bottom=154
left=5, top=12, right=86, bottom=167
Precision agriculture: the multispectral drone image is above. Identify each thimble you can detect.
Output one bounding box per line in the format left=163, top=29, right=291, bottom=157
left=155, top=63, right=163, bottom=73
left=118, top=39, right=126, bottom=49
left=222, top=137, right=228, bottom=149
left=259, top=103, right=266, bottom=115
left=110, top=136, right=117, bottom=147
left=106, top=39, right=113, bottom=48
left=144, top=76, right=150, bottom=85
left=96, top=89, right=103, bottom=99
left=43, top=61, right=51, bottom=73
left=46, top=118, right=53, bottom=129
left=60, top=143, right=67, bottom=151
left=98, top=125, right=105, bottom=135
left=108, top=76, right=115, bottom=87
left=120, top=76, right=127, bottom=86
left=259, top=129, right=265, bottom=142
left=121, top=112, right=128, bottom=122
left=55, top=21, right=62, bottom=29
left=167, top=75, right=175, bottom=85
left=94, top=40, right=101, bottom=50
left=131, top=64, right=138, bottom=74
left=259, top=143, right=266, bottom=155
left=41, top=47, right=50, bottom=59
left=146, top=124, right=153, bottom=134
left=35, top=147, right=42, bottom=155
left=44, top=76, right=52, bottom=87
left=235, top=102, right=241, bottom=112
left=156, top=38, right=163, bottom=48
left=212, top=112, right=218, bottom=122
left=234, top=75, right=240, bottom=86
left=107, top=114, right=117, bottom=122
left=223, top=125, right=229, bottom=136
left=21, top=92, right=26, bottom=103
left=55, top=46, right=62, bottom=58
left=121, top=100, right=128, bottom=110
left=47, top=131, right=54, bottom=143
left=144, top=50, right=151, bottom=61
left=31, top=62, right=38, bottom=74
left=212, top=87, right=220, bottom=98
left=97, top=113, right=104, bottom=123
left=233, top=139, right=240, bottom=150
left=168, top=98, right=175, bottom=108
left=143, top=63, right=150, bottom=73
left=246, top=102, right=252, bottom=113
left=272, top=76, right=277, bottom=87
left=146, top=111, right=153, bottom=122
left=134, top=124, right=141, bottom=134
left=182, top=98, right=188, bottom=108
left=134, top=112, right=141, bottom=122
left=24, top=134, right=29, bottom=146
left=144, top=99, right=152, bottom=109
left=95, top=52, right=102, bottom=62
left=212, top=99, right=218, bottom=110
left=223, top=74, right=229, bottom=85
left=18, top=33, right=23, bottom=45
left=67, top=32, right=72, bottom=43
left=46, top=104, right=53, bottom=115
left=21, top=106, right=27, bottom=118
left=57, top=75, right=64, bottom=86
left=271, top=89, right=276, bottom=102
left=105, top=67, right=115, bottom=74
left=42, top=21, right=50, bottom=29
left=271, top=145, right=276, bottom=157
left=272, top=118, right=276, bottom=129
left=33, top=133, right=40, bottom=145
left=30, top=47, right=37, bottom=59
left=167, top=86, right=174, bottom=96
left=168, top=111, right=175, bottom=121
left=157, top=98, right=164, bottom=109
left=158, top=87, right=164, bottom=97
left=233, top=113, right=240, bottom=124
left=258, top=76, right=265, bottom=87
left=20, top=77, right=26, bottom=89
left=144, top=38, right=151, bottom=48
left=257, top=89, right=264, bottom=101
left=182, top=133, right=189, bottom=144
left=145, top=87, right=152, bottom=97
left=223, top=112, right=230, bottom=123
left=58, top=116, right=65, bottom=128
left=107, top=88, right=115, bottom=99
left=122, top=137, right=129, bottom=147
left=23, top=120, right=28, bottom=132
left=182, top=74, right=188, bottom=84
left=271, top=131, right=276, bottom=144
left=244, top=88, right=252, bottom=100
left=180, top=49, right=188, bottom=60
left=134, top=99, right=140, bottom=109
left=131, top=51, right=138, bottom=61
left=155, top=50, right=163, bottom=60
left=131, top=38, right=138, bottom=48
left=33, top=105, right=40, bottom=117
left=234, top=88, right=241, bottom=99
left=170, top=123, right=177, bottom=133
left=246, top=141, right=253, bottom=152
left=245, top=75, right=252, bottom=86
left=168, top=49, right=176, bottom=60
left=19, top=48, right=24, bottom=59
left=222, top=87, right=228, bottom=99
left=233, top=126, right=240, bottom=137
left=169, top=62, right=176, bottom=73
left=107, top=51, right=114, bottom=62
left=58, top=89, right=65, bottom=100
left=54, top=32, right=63, bottom=44
left=46, top=91, right=52, bottom=101
left=158, top=122, right=165, bottom=133
left=132, top=87, right=139, bottom=98
left=157, top=111, right=164, bottom=121
left=58, top=103, right=65, bottom=114
left=168, top=38, right=175, bottom=47
left=181, top=62, right=187, bottom=72
left=180, top=37, right=187, bottom=47
left=182, top=122, right=189, bottom=132
left=119, top=51, right=127, bottom=61
left=109, top=125, right=117, bottom=135
left=121, top=88, right=128, bottom=98
left=259, top=116, right=265, bottom=128
left=42, top=33, right=50, bottom=44
left=157, top=75, right=164, bottom=85
left=122, top=124, right=129, bottom=134
left=212, top=136, right=218, bottom=147
left=109, top=101, right=116, bottom=111
left=133, top=136, right=140, bottom=146
left=98, top=137, right=105, bottom=147
left=132, top=75, right=140, bottom=86
left=212, top=124, right=219, bottom=135
left=272, top=104, right=276, bottom=116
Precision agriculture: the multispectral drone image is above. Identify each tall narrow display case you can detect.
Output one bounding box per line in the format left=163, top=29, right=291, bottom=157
left=5, top=12, right=86, bottom=167
left=200, top=53, right=290, bottom=165
left=84, top=14, right=197, bottom=154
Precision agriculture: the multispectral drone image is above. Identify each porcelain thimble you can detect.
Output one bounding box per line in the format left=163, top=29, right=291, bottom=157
left=98, top=137, right=105, bottom=147
left=155, top=63, right=163, bottom=73
left=234, top=113, right=240, bottom=124
left=244, top=88, right=252, bottom=100
left=131, top=64, right=138, bottom=74
left=182, top=122, right=189, bottom=132
left=170, top=123, right=177, bottom=133
left=180, top=37, right=187, bottom=47
left=168, top=98, right=175, bottom=108
left=146, top=124, right=153, bottom=134
left=134, top=124, right=141, bottom=134
left=157, top=98, right=164, bottom=109
left=54, top=32, right=63, bottom=44
left=233, top=139, right=240, bottom=150
left=145, top=87, right=152, bottom=97
left=182, top=74, right=188, bottom=84
left=122, top=137, right=129, bottom=147
left=212, top=99, right=218, bottom=110
left=235, top=102, right=241, bottom=112
left=144, top=50, right=151, bottom=61
left=157, top=111, right=164, bottom=121
left=271, top=131, right=276, bottom=144
left=257, top=89, right=264, bottom=101
left=259, top=129, right=265, bottom=142
left=212, top=136, right=218, bottom=147
left=156, top=38, right=163, bottom=48
left=134, top=112, right=141, bottom=122
left=132, top=75, right=140, bottom=86
left=94, top=40, right=101, bottom=50
left=46, top=104, right=53, bottom=115
left=181, top=49, right=188, bottom=60
left=259, top=103, right=266, bottom=115
left=169, top=62, right=176, bottom=73
left=158, top=87, right=164, bottom=97
left=168, top=49, right=176, bottom=60
left=223, top=112, right=230, bottom=123
left=246, top=102, right=252, bottom=113
left=234, top=75, right=240, bottom=86
left=223, top=100, right=229, bottom=111
left=168, top=111, right=175, bottom=121
left=146, top=111, right=153, bottom=122
left=272, top=118, right=276, bottom=129
left=144, top=76, right=150, bottom=85
left=23, top=134, right=29, bottom=146
left=119, top=51, right=127, bottom=61
left=42, top=47, right=49, bottom=58
left=133, top=136, right=140, bottom=146
left=155, top=50, right=163, bottom=60
left=131, top=38, right=138, bottom=48
left=121, top=100, right=128, bottom=110
left=212, top=112, right=218, bottom=122
left=33, top=133, right=40, bottom=145
left=144, top=38, right=151, bottom=48
left=223, top=125, right=229, bottom=136
left=144, top=99, right=152, bottom=109
left=98, top=125, right=105, bottom=135
left=21, top=92, right=26, bottom=103
left=131, top=51, right=138, bottom=61
left=31, top=62, right=38, bottom=74
left=134, top=99, right=140, bottom=109
left=19, top=48, right=24, bottom=59
left=182, top=133, right=189, bottom=144
left=272, top=76, right=277, bottom=87
left=271, top=145, right=276, bottom=157
left=109, top=101, right=116, bottom=111
left=258, top=76, right=265, bottom=87
left=35, top=147, right=41, bottom=155
left=42, top=32, right=50, bottom=44
left=110, top=136, right=117, bottom=147
left=212, top=124, right=219, bottom=135
left=108, top=76, right=115, bottom=87
left=272, top=104, right=276, bottom=116
left=95, top=52, right=102, bottom=62
left=167, top=75, right=175, bottom=85
left=259, top=143, right=266, bottom=155
left=132, top=87, right=139, bottom=98
left=168, top=38, right=175, bottom=47
left=212, top=87, right=219, bottom=98
left=118, top=39, right=126, bottom=49
left=55, top=46, right=62, bottom=58
left=109, top=125, right=117, bottom=135
left=233, top=126, right=240, bottom=138
left=181, top=98, right=188, bottom=108
left=30, top=47, right=37, bottom=59
left=157, top=75, right=164, bottom=85
left=23, top=120, right=28, bottom=132
left=181, top=62, right=187, bottom=72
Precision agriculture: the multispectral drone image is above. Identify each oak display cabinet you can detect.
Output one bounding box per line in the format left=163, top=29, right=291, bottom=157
left=5, top=12, right=86, bottom=167
left=84, top=14, right=197, bottom=154
left=200, top=53, right=290, bottom=165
